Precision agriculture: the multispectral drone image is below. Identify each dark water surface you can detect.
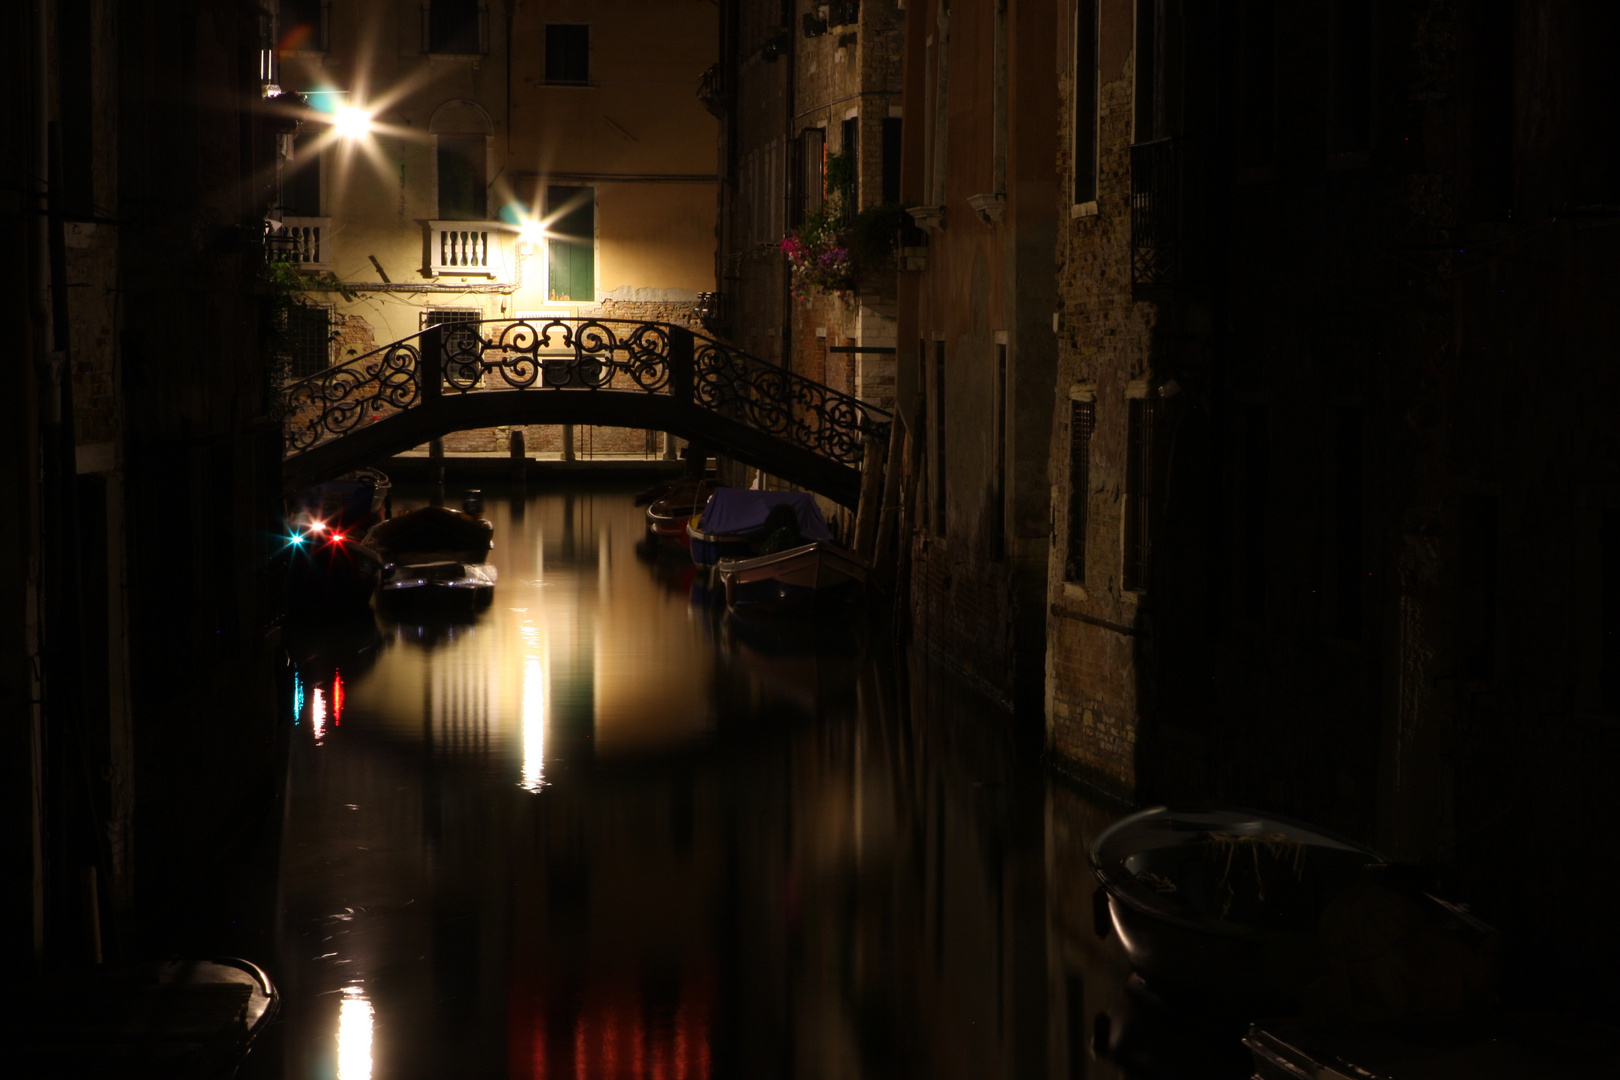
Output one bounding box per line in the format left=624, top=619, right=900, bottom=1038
left=246, top=482, right=1188, bottom=1080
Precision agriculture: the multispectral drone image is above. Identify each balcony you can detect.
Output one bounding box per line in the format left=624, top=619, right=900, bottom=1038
left=429, top=221, right=505, bottom=277
left=269, top=216, right=331, bottom=269
left=1130, top=138, right=1183, bottom=294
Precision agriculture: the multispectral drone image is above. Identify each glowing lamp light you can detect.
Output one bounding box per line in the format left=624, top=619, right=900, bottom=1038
left=519, top=220, right=547, bottom=246
left=309, top=520, right=328, bottom=533
left=333, top=104, right=373, bottom=139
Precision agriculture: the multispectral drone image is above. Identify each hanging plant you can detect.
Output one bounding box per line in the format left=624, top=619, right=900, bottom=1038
left=780, top=152, right=904, bottom=303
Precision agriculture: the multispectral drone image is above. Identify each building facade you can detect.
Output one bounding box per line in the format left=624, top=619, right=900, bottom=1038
left=712, top=1, right=906, bottom=458
left=270, top=0, right=718, bottom=458
left=895, top=0, right=1060, bottom=717
left=1045, top=0, right=1620, bottom=993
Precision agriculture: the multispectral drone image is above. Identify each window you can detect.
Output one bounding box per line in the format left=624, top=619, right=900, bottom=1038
left=278, top=0, right=328, bottom=53
left=1456, top=494, right=1498, bottom=680
left=282, top=130, right=321, bottom=216
left=427, top=0, right=482, bottom=55
left=1123, top=391, right=1155, bottom=591
left=546, top=185, right=595, bottom=302
left=1604, top=509, right=1620, bottom=711
left=1236, top=0, right=1277, bottom=168
left=993, top=341, right=1008, bottom=561
left=1332, top=407, right=1363, bottom=638
left=1327, top=0, right=1373, bottom=155
left=1073, top=0, right=1099, bottom=204
left=286, top=304, right=330, bottom=380
left=881, top=117, right=902, bottom=204
left=437, top=135, right=487, bottom=220
left=1241, top=403, right=1269, bottom=620
left=545, top=24, right=590, bottom=85
left=1134, top=0, right=1160, bottom=143
left=793, top=127, right=826, bottom=226
left=1065, top=395, right=1095, bottom=583
left=842, top=116, right=860, bottom=206
left=423, top=308, right=481, bottom=386
left=933, top=340, right=947, bottom=535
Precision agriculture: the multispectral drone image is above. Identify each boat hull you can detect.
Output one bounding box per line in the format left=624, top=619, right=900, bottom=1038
left=718, top=541, right=867, bottom=616
left=1091, top=806, right=1388, bottom=1011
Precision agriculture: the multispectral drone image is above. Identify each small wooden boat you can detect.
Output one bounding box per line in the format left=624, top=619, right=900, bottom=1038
left=19, top=956, right=278, bottom=1078
left=1090, top=806, right=1494, bottom=1013
left=644, top=478, right=718, bottom=548
left=718, top=540, right=867, bottom=616
left=366, top=505, right=496, bottom=613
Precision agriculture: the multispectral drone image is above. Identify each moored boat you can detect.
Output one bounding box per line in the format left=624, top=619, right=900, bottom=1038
left=644, top=478, right=718, bottom=548
left=718, top=540, right=867, bottom=616
left=366, top=504, right=497, bottom=613
left=687, top=487, right=835, bottom=568
left=1090, top=806, right=1495, bottom=1014
left=283, top=468, right=393, bottom=612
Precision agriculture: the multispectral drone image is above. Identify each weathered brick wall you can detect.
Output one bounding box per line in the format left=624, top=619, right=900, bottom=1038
left=1045, top=23, right=1156, bottom=796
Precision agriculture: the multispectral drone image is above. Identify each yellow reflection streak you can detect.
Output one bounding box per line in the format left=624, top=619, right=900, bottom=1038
left=519, top=619, right=548, bottom=792
left=336, top=986, right=374, bottom=1080
left=311, top=686, right=328, bottom=745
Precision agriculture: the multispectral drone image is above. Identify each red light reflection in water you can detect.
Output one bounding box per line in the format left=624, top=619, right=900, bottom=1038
left=333, top=670, right=345, bottom=725
left=510, top=972, right=711, bottom=1080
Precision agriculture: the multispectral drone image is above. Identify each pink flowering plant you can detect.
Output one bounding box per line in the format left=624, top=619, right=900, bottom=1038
left=781, top=222, right=858, bottom=300
left=780, top=152, right=904, bottom=303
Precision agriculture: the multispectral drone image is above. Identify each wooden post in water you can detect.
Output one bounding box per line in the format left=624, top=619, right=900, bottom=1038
left=852, top=438, right=885, bottom=561
left=872, top=419, right=908, bottom=584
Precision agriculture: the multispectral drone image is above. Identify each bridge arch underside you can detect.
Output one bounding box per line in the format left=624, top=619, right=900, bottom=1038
left=283, top=392, right=871, bottom=507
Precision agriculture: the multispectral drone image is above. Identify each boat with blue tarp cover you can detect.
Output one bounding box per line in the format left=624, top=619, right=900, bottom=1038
left=687, top=487, right=834, bottom=568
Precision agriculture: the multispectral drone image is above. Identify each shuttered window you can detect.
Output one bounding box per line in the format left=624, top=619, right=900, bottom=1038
left=546, top=186, right=595, bottom=302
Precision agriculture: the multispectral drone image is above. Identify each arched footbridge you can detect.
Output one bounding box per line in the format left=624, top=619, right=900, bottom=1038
left=281, top=318, right=893, bottom=506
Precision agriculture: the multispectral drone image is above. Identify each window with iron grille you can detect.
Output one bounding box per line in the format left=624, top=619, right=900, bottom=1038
left=1065, top=397, right=1095, bottom=583
left=427, top=0, right=483, bottom=55
left=1123, top=393, right=1155, bottom=591
left=286, top=304, right=331, bottom=380
left=545, top=24, right=589, bottom=85
left=423, top=308, right=482, bottom=387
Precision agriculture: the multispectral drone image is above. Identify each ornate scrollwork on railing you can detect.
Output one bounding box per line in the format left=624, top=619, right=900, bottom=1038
left=692, top=338, right=891, bottom=465
left=282, top=317, right=891, bottom=469
left=439, top=318, right=674, bottom=393
left=282, top=342, right=422, bottom=453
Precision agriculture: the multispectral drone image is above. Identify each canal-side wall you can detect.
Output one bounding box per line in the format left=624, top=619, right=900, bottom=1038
left=896, top=0, right=1059, bottom=721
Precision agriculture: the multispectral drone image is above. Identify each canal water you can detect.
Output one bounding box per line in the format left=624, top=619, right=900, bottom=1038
left=253, top=480, right=1238, bottom=1080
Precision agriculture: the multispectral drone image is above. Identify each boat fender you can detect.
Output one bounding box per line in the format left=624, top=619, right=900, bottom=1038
left=1093, top=885, right=1114, bottom=940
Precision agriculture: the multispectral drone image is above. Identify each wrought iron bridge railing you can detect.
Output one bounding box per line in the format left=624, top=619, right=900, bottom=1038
left=280, top=317, right=893, bottom=471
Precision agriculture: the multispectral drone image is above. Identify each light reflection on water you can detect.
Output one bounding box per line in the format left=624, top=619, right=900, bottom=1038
left=272, top=482, right=1143, bottom=1080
